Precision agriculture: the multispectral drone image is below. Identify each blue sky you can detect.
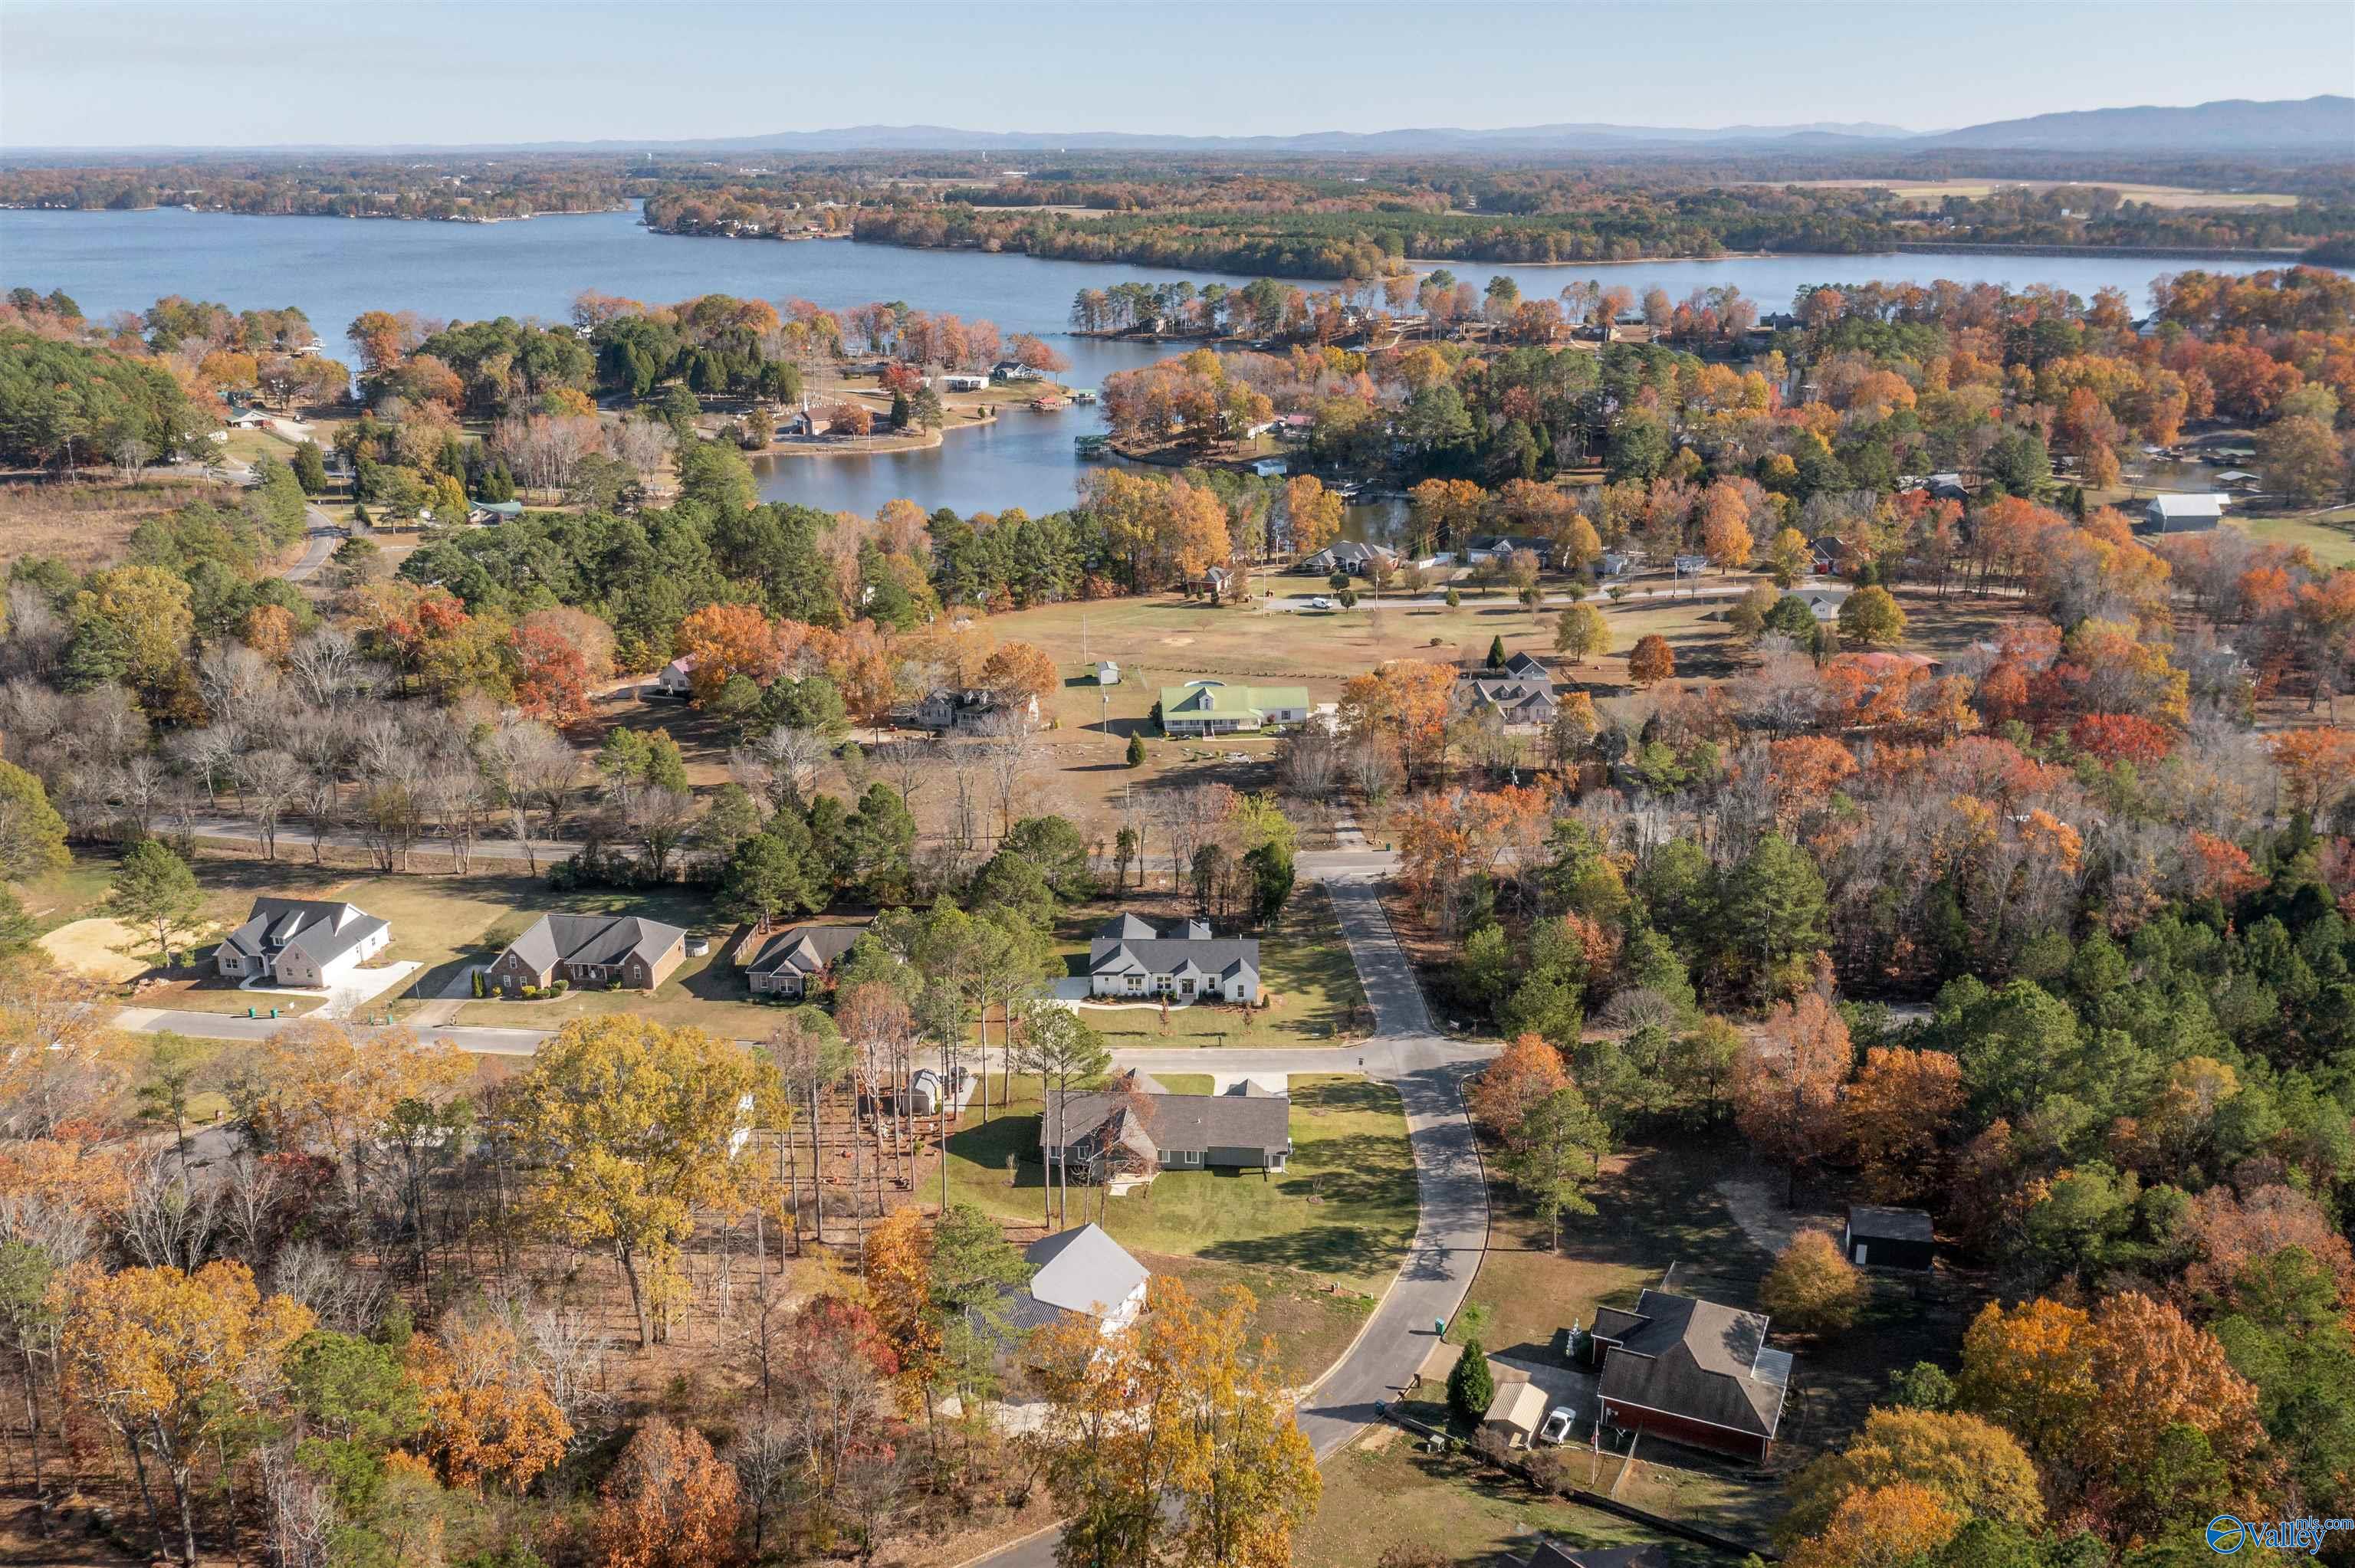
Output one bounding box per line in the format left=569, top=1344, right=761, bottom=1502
left=3, top=0, right=2350, bottom=149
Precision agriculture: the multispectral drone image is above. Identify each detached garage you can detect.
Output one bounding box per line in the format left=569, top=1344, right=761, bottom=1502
left=1841, top=1206, right=1936, bottom=1271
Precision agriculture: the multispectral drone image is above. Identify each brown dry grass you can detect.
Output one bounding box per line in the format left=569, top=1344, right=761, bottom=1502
left=34, top=917, right=152, bottom=982
left=0, top=474, right=217, bottom=572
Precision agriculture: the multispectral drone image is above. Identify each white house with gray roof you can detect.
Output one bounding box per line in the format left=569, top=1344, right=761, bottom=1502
left=1086, top=913, right=1260, bottom=1002
left=489, top=913, right=687, bottom=994
left=215, top=898, right=391, bottom=989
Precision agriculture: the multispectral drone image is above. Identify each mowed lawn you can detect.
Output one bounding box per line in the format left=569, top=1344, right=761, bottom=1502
left=1301, top=1435, right=1714, bottom=1568
left=944, top=1072, right=1417, bottom=1295
left=1056, top=884, right=1368, bottom=1046
left=2229, top=510, right=2355, bottom=569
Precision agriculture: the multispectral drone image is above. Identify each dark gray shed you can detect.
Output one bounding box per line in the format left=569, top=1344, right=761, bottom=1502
left=1841, top=1206, right=1936, bottom=1271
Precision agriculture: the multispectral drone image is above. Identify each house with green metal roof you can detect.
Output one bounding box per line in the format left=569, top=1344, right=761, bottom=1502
left=1156, top=680, right=1311, bottom=737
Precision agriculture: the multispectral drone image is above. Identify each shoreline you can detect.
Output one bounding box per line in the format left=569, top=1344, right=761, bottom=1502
left=0, top=203, right=629, bottom=223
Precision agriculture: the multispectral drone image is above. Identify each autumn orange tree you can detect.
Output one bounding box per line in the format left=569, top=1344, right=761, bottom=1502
left=1957, top=1291, right=2275, bottom=1544
left=592, top=1419, right=743, bottom=1568
left=977, top=639, right=1056, bottom=710
left=1759, top=1230, right=1864, bottom=1333
left=1030, top=1275, right=1317, bottom=1568
left=862, top=1208, right=944, bottom=1434
left=406, top=1303, right=573, bottom=1494
left=1286, top=474, right=1347, bottom=556
left=1844, top=1046, right=1965, bottom=1203
left=1627, top=633, right=1675, bottom=687
left=1467, top=1032, right=1568, bottom=1142
left=1733, top=991, right=1852, bottom=1202
left=58, top=1260, right=315, bottom=1566
left=1784, top=1481, right=1962, bottom=1568
left=676, top=602, right=783, bottom=700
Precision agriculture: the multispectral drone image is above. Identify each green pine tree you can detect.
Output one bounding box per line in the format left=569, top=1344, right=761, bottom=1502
left=1126, top=733, right=1147, bottom=768
left=1448, top=1337, right=1495, bottom=1423
left=1486, top=635, right=1507, bottom=669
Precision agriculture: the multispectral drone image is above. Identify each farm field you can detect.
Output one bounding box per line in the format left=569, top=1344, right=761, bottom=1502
left=942, top=1071, right=1417, bottom=1296
left=1774, top=176, right=2298, bottom=209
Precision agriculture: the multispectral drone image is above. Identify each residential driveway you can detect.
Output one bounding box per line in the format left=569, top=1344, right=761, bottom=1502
left=966, top=866, right=1496, bottom=1568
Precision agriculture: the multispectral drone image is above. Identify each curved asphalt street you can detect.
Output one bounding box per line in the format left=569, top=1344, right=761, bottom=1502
left=965, top=857, right=1497, bottom=1567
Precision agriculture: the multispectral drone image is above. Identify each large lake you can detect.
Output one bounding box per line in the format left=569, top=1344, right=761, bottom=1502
left=4, top=203, right=2330, bottom=523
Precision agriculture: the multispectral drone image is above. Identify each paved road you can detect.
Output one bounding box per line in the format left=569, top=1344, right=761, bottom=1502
left=281, top=517, right=343, bottom=582
left=116, top=1005, right=550, bottom=1056
left=966, top=866, right=1495, bottom=1568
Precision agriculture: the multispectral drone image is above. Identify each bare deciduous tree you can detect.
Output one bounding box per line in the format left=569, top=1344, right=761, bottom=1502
left=235, top=750, right=304, bottom=861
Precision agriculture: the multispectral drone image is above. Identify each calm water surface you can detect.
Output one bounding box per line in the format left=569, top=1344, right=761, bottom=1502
left=4, top=203, right=2330, bottom=520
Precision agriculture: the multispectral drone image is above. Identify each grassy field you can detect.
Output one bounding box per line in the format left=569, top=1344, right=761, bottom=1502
left=0, top=473, right=218, bottom=573
left=1056, top=884, right=1368, bottom=1045
left=1776, top=176, right=2298, bottom=210
left=1151, top=1072, right=1215, bottom=1094
left=944, top=1072, right=1416, bottom=1295
left=1148, top=1252, right=1375, bottom=1384
left=1300, top=1433, right=1715, bottom=1568
left=2229, top=510, right=2355, bottom=569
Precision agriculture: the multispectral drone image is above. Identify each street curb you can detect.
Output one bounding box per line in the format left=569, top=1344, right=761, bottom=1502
left=944, top=1516, right=1066, bottom=1568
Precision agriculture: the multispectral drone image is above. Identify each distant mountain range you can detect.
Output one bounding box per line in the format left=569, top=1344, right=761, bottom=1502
left=8, top=95, right=2349, bottom=161
left=1917, top=95, right=2354, bottom=152
left=626, top=96, right=2350, bottom=157
left=659, top=120, right=1933, bottom=153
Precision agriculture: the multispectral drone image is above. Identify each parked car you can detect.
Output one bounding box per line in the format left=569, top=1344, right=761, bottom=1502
left=1304, top=596, right=1334, bottom=611
left=1539, top=1406, right=1578, bottom=1445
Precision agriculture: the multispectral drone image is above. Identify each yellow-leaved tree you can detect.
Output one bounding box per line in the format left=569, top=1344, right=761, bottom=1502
left=1030, top=1275, right=1318, bottom=1568
left=494, top=1016, right=780, bottom=1347
left=58, top=1261, right=314, bottom=1566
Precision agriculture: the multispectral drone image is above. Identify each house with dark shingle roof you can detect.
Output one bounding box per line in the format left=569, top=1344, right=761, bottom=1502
left=1087, top=913, right=1260, bottom=1002
left=1042, top=1070, right=1292, bottom=1176
left=488, top=913, right=688, bottom=995
left=741, top=921, right=869, bottom=997
left=215, top=898, right=391, bottom=989
left=1591, top=1288, right=1791, bottom=1463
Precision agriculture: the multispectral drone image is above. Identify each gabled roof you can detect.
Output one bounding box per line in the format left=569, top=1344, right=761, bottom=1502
left=1044, top=1078, right=1290, bottom=1156
left=1595, top=1289, right=1789, bottom=1440
left=1089, top=937, right=1261, bottom=981
left=221, top=897, right=387, bottom=969
left=1024, top=1223, right=1148, bottom=1319
left=745, top=922, right=867, bottom=977
left=503, top=913, right=685, bottom=973
left=2150, top=492, right=2228, bottom=520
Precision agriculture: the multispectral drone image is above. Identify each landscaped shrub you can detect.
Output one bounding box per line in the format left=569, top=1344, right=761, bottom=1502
left=521, top=984, right=540, bottom=999
left=552, top=978, right=570, bottom=994
left=471, top=969, right=485, bottom=999
left=1447, top=1337, right=1494, bottom=1423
